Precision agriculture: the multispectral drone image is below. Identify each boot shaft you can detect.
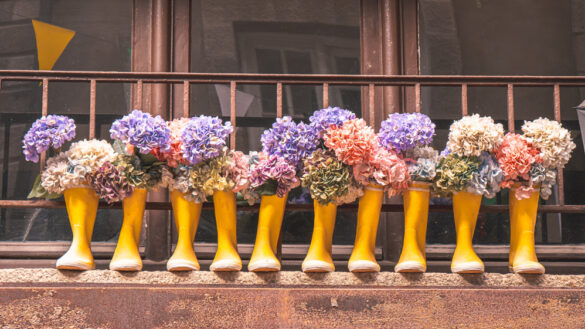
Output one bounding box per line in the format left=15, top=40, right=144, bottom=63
left=257, top=194, right=288, bottom=251
left=213, top=190, right=238, bottom=247
left=355, top=185, right=384, bottom=251
left=452, top=191, right=483, bottom=248
left=63, top=187, right=99, bottom=242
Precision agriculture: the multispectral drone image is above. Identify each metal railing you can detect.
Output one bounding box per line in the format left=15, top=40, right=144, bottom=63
left=0, top=70, right=583, bottom=214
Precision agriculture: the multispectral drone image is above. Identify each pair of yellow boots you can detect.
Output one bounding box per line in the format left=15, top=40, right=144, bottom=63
left=56, top=187, right=241, bottom=272
left=396, top=186, right=544, bottom=274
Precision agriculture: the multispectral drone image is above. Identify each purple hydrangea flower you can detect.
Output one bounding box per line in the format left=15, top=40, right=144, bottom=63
left=378, top=113, right=435, bottom=153
left=181, top=115, right=233, bottom=165
left=87, top=161, right=133, bottom=204
left=22, top=115, right=76, bottom=162
left=440, top=146, right=450, bottom=158
left=110, top=110, right=171, bottom=154
left=250, top=154, right=300, bottom=197
left=309, top=107, right=356, bottom=137
left=261, top=116, right=319, bottom=169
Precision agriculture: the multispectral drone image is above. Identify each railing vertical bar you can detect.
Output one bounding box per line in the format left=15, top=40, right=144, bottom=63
left=507, top=84, right=515, bottom=132
left=415, top=83, right=421, bottom=113
left=368, top=83, right=375, bottom=127
left=276, top=82, right=283, bottom=118
left=183, top=81, right=190, bottom=118
left=230, top=81, right=236, bottom=150
left=554, top=84, right=562, bottom=121
left=40, top=79, right=49, bottom=170
left=554, top=84, right=565, bottom=206
left=461, top=83, right=468, bottom=116
left=136, top=80, right=143, bottom=110
left=89, top=80, right=96, bottom=139
left=275, top=81, right=284, bottom=261
left=41, top=79, right=48, bottom=116
left=1, top=118, right=8, bottom=236
left=322, top=83, right=329, bottom=108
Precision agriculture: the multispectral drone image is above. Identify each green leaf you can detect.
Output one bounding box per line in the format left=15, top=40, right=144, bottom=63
left=27, top=174, right=61, bottom=199
left=257, top=180, right=278, bottom=196
left=138, top=152, right=159, bottom=166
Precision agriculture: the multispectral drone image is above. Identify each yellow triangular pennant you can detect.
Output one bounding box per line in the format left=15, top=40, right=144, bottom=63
left=32, top=19, right=75, bottom=70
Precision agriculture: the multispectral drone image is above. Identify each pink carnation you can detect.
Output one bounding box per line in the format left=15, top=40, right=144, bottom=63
left=324, top=118, right=378, bottom=166
left=495, top=133, right=541, bottom=188
left=152, top=118, right=190, bottom=168
left=353, top=147, right=410, bottom=197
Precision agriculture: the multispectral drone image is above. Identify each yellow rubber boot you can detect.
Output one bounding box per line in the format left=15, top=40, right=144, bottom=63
left=248, top=194, right=288, bottom=272
left=451, top=191, right=484, bottom=273
left=56, top=187, right=99, bottom=270
left=110, top=189, right=147, bottom=271
left=348, top=185, right=384, bottom=272
left=509, top=188, right=545, bottom=274
left=167, top=189, right=202, bottom=271
left=395, top=182, right=430, bottom=273
left=210, top=190, right=242, bottom=271
left=302, top=201, right=337, bottom=272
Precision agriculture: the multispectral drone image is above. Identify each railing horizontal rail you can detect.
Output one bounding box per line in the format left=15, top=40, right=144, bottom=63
left=4, top=70, right=585, bottom=86
left=2, top=114, right=581, bottom=131
left=1, top=200, right=584, bottom=213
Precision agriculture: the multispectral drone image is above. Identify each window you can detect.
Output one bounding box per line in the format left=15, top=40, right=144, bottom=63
left=418, top=0, right=585, bottom=246
left=0, top=0, right=132, bottom=243
left=187, top=0, right=362, bottom=246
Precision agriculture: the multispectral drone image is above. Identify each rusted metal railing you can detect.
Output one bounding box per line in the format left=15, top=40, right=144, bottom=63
left=0, top=70, right=583, bottom=214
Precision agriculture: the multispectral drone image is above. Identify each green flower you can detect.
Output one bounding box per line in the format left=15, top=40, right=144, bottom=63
left=301, top=149, right=352, bottom=205
left=432, top=154, right=480, bottom=197
left=114, top=153, right=164, bottom=190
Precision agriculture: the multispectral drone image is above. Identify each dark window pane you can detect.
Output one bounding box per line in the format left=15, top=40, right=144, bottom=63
left=335, top=56, right=360, bottom=75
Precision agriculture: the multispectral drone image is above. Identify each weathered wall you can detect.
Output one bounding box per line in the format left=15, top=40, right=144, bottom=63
left=2, top=270, right=585, bottom=328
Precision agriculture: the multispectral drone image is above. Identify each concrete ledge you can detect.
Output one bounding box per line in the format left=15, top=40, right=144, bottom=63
left=2, top=270, right=585, bottom=328
left=2, top=268, right=585, bottom=288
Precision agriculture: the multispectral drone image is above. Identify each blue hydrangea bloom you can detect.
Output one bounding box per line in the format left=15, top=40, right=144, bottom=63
left=378, top=113, right=435, bottom=153
left=181, top=115, right=233, bottom=165
left=467, top=152, right=503, bottom=198
left=22, top=115, right=76, bottom=162
left=261, top=116, right=319, bottom=169
left=309, top=107, right=356, bottom=137
left=110, top=109, right=171, bottom=154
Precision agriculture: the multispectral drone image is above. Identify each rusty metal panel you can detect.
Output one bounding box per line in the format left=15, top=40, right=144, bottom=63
left=1, top=285, right=585, bottom=328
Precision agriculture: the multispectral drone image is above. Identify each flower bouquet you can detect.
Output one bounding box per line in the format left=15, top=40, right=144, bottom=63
left=163, top=115, right=248, bottom=272
left=23, top=115, right=118, bottom=270
left=105, top=109, right=170, bottom=271
left=318, top=116, right=408, bottom=272
left=247, top=116, right=316, bottom=272
left=300, top=107, right=374, bottom=273
left=433, top=114, right=504, bottom=273
left=378, top=112, right=437, bottom=273
left=495, top=118, right=575, bottom=274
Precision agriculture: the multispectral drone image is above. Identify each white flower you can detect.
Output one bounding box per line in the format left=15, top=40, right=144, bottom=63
left=40, top=139, right=116, bottom=194
left=447, top=114, right=504, bottom=157
left=522, top=118, right=576, bottom=170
